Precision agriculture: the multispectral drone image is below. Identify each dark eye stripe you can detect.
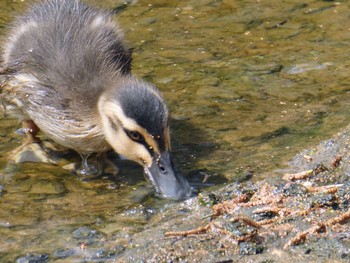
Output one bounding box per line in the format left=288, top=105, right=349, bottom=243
left=124, top=128, right=155, bottom=157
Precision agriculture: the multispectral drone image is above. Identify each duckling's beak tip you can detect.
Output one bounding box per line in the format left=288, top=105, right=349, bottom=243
left=144, top=152, right=192, bottom=200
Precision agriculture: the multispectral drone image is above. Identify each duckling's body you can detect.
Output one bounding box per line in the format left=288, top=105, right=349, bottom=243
left=2, top=0, right=129, bottom=153
left=1, top=0, right=192, bottom=200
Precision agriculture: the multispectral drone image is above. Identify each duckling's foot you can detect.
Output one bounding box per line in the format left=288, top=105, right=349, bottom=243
left=62, top=152, right=119, bottom=180
left=7, top=119, right=55, bottom=163
left=7, top=141, right=56, bottom=164
left=76, top=153, right=103, bottom=180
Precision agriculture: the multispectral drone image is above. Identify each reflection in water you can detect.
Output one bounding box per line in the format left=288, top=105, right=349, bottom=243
left=1, top=0, right=350, bottom=260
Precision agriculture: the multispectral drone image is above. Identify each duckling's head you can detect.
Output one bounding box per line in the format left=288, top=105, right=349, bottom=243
left=98, top=77, right=192, bottom=200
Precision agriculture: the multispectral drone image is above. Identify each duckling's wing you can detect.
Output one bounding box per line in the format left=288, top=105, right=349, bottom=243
left=3, top=0, right=132, bottom=107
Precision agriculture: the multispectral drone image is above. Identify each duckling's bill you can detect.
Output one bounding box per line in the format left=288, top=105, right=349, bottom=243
left=144, top=151, right=192, bottom=200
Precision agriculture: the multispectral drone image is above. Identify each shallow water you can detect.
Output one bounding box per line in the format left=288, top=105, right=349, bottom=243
left=1, top=0, right=350, bottom=261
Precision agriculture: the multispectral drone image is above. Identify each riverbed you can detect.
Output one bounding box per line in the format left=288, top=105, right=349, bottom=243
left=1, top=0, right=350, bottom=261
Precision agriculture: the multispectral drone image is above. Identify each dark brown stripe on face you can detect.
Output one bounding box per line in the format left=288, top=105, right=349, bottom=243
left=123, top=128, right=155, bottom=157
left=107, top=116, right=120, bottom=132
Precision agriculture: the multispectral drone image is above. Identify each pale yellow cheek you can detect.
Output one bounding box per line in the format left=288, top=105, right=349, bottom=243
left=138, top=149, right=153, bottom=167
left=108, top=132, right=153, bottom=167
left=118, top=140, right=152, bottom=166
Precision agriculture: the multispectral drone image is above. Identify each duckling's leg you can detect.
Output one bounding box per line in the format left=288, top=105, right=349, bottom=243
left=63, top=152, right=119, bottom=179
left=7, top=119, right=55, bottom=163
left=77, top=152, right=102, bottom=178
left=20, top=120, right=41, bottom=145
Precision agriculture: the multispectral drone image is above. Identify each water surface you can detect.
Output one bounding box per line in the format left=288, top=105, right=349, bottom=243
left=1, top=0, right=350, bottom=261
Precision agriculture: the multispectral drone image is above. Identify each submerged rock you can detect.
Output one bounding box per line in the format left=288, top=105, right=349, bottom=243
left=16, top=253, right=49, bottom=263
left=72, top=226, right=104, bottom=242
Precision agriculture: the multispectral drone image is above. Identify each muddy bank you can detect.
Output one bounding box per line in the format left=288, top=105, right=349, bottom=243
left=110, top=125, right=350, bottom=262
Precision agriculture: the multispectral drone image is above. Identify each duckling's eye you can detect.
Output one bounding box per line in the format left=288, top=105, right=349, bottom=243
left=126, top=130, right=144, bottom=142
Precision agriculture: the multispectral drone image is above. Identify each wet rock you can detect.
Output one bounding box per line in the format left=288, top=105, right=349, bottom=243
left=239, top=242, right=264, bottom=255
left=16, top=253, right=49, bottom=263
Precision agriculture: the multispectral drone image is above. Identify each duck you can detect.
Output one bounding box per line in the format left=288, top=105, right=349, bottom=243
left=0, top=0, right=192, bottom=200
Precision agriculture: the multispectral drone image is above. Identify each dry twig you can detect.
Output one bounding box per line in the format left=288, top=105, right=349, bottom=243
left=284, top=223, right=326, bottom=249
left=283, top=170, right=313, bottom=181
left=330, top=156, right=342, bottom=168
left=229, top=215, right=261, bottom=229
left=306, top=185, right=339, bottom=194
left=164, top=223, right=212, bottom=237
left=325, top=209, right=350, bottom=226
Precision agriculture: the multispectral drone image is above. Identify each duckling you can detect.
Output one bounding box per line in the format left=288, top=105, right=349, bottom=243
left=0, top=0, right=192, bottom=200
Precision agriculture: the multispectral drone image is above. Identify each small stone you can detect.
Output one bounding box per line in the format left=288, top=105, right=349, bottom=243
left=16, top=253, right=49, bottom=263
left=156, top=77, right=173, bottom=84
left=72, top=226, right=102, bottom=240
left=239, top=242, right=264, bottom=255
left=282, top=183, right=308, bottom=197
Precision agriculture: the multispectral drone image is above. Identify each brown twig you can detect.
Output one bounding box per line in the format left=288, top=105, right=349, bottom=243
left=283, top=170, right=313, bottom=181
left=212, top=193, right=250, bottom=217
left=284, top=209, right=350, bottom=249
left=164, top=223, right=212, bottom=237
left=306, top=185, right=339, bottom=194
left=253, top=206, right=281, bottom=216
left=258, top=218, right=278, bottom=226
left=325, top=209, right=350, bottom=226
left=229, top=215, right=261, bottom=229
left=284, top=223, right=326, bottom=249
left=330, top=156, right=342, bottom=168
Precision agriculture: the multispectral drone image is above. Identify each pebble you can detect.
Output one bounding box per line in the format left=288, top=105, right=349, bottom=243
left=72, top=226, right=103, bottom=240
left=239, top=242, right=264, bottom=255
left=16, top=253, right=49, bottom=263
left=282, top=183, right=308, bottom=197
